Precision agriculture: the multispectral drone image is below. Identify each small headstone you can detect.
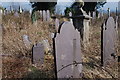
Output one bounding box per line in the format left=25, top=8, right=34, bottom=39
left=54, top=21, right=82, bottom=78
left=69, top=12, right=73, bottom=23
left=23, top=35, right=31, bottom=49
left=29, top=9, right=32, bottom=15
left=55, top=18, right=60, bottom=32
left=32, top=43, right=44, bottom=64
left=14, top=11, right=19, bottom=17
left=43, top=10, right=47, bottom=22
left=46, top=10, right=50, bottom=22
left=42, top=39, right=51, bottom=54
left=102, top=17, right=117, bottom=66
left=98, top=13, right=100, bottom=18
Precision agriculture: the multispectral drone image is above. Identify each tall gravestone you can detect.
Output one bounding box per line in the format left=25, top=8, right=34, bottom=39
left=69, top=12, right=73, bottom=23
left=93, top=11, right=96, bottom=19
left=55, top=18, right=60, bottom=32
left=46, top=10, right=50, bottom=22
left=40, top=10, right=42, bottom=18
left=23, top=35, right=31, bottom=49
left=54, top=21, right=82, bottom=78
left=101, top=17, right=118, bottom=66
left=43, top=10, right=47, bottom=22
left=32, top=43, right=44, bottom=64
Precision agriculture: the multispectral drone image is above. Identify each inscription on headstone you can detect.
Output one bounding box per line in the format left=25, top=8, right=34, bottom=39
left=32, top=43, right=44, bottom=64
left=54, top=21, right=82, bottom=78
left=102, top=17, right=117, bottom=66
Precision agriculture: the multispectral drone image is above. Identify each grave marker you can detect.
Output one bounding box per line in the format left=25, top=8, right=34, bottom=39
left=55, top=18, right=60, bottom=32
left=93, top=11, right=96, bottom=19
left=54, top=21, right=82, bottom=78
left=46, top=10, right=50, bottom=22
left=32, top=43, right=44, bottom=64
left=40, top=10, right=42, bottom=18
left=23, top=35, right=31, bottom=49
left=43, top=10, right=47, bottom=22
left=101, top=17, right=117, bottom=66
left=69, top=12, right=73, bottom=23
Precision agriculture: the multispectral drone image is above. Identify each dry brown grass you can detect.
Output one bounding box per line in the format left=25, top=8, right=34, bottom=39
left=1, top=12, right=120, bottom=79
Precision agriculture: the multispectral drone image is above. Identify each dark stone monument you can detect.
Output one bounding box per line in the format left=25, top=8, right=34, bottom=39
left=32, top=43, right=44, bottom=64
left=54, top=21, right=82, bottom=78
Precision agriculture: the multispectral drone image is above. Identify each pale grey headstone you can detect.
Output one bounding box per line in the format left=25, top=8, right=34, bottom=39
left=46, top=10, right=50, bottom=22
left=54, top=21, right=82, bottom=78
left=43, top=10, right=47, bottom=22
left=40, top=10, right=42, bottom=18
left=14, top=11, right=19, bottom=17
left=92, top=11, right=96, bottom=19
left=55, top=18, right=60, bottom=32
left=69, top=12, right=73, bottom=23
left=23, top=35, right=31, bottom=49
left=32, top=43, right=44, bottom=64
left=102, top=17, right=117, bottom=66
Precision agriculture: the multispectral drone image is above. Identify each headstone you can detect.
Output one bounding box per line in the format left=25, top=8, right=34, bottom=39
left=29, top=9, right=32, bottom=15
left=43, top=10, right=47, bottom=22
left=93, top=11, right=96, bottom=19
left=83, top=19, right=90, bottom=49
left=19, top=6, right=23, bottom=13
left=32, top=43, right=44, bottom=64
left=69, top=12, right=73, bottom=23
left=0, top=10, right=2, bottom=24
left=107, top=8, right=110, bottom=17
left=14, top=11, right=19, bottom=17
left=42, top=39, right=51, bottom=54
left=102, top=17, right=117, bottom=66
left=54, top=21, right=82, bottom=78
left=89, top=12, right=91, bottom=17
left=55, top=18, right=60, bottom=32
left=46, top=10, right=50, bottom=22
left=39, top=10, right=42, bottom=18
left=23, top=35, right=31, bottom=49
left=98, top=13, right=100, bottom=18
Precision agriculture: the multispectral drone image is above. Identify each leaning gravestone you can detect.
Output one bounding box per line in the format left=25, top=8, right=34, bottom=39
left=43, top=10, right=47, bottom=22
left=32, top=43, right=44, bottom=64
left=46, top=10, right=50, bottom=22
left=101, top=17, right=117, bottom=66
left=54, top=21, right=82, bottom=78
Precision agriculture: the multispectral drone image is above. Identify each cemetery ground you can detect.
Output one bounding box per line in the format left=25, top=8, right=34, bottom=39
left=2, top=12, right=120, bottom=79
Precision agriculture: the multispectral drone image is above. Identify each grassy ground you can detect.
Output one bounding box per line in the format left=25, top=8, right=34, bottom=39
left=2, top=12, right=119, bottom=79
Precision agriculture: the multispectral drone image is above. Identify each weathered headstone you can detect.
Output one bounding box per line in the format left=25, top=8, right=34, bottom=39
left=83, top=19, right=90, bottom=49
left=23, top=35, right=31, bottom=49
left=42, top=39, right=51, bottom=54
left=14, top=11, right=19, bottom=17
left=29, top=9, right=32, bottom=15
left=92, top=11, right=96, bottom=19
left=54, top=21, right=82, bottom=78
left=69, top=12, right=73, bottom=23
left=32, top=43, right=44, bottom=64
left=0, top=10, right=2, bottom=24
left=39, top=10, right=42, bottom=18
left=46, top=10, right=50, bottom=22
left=101, top=17, right=117, bottom=66
left=43, top=10, right=47, bottom=22
left=55, top=18, right=60, bottom=32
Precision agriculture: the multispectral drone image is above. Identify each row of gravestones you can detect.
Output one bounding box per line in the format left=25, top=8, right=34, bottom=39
left=30, top=15, right=119, bottom=78
left=39, top=10, right=51, bottom=22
